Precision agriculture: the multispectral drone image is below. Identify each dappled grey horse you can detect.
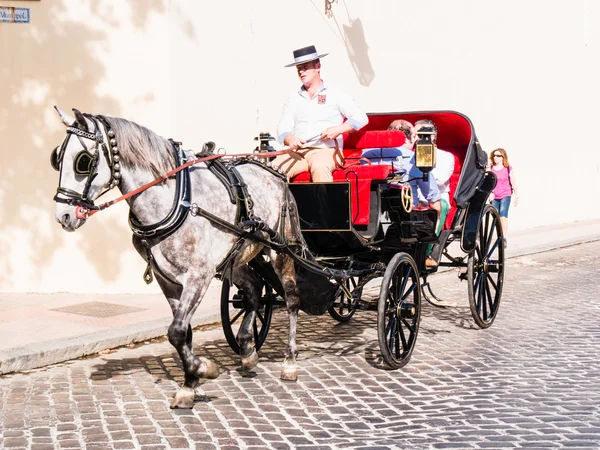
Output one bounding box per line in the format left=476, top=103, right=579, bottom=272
left=51, top=107, right=305, bottom=408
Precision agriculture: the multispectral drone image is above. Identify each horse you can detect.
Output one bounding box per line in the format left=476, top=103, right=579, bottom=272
left=51, top=107, right=305, bottom=409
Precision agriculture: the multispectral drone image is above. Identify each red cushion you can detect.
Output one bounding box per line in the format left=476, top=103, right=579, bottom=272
left=343, top=130, right=406, bottom=150
left=342, top=149, right=363, bottom=159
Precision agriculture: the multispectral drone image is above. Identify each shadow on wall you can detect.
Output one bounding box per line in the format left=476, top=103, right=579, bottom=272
left=0, top=0, right=166, bottom=289
left=326, top=1, right=375, bottom=87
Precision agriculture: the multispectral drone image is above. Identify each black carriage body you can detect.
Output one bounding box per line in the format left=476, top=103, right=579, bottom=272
left=289, top=110, right=488, bottom=268
left=288, top=182, right=437, bottom=265
left=221, top=110, right=505, bottom=365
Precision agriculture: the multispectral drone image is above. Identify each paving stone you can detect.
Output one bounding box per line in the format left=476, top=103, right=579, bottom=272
left=3, top=244, right=600, bottom=448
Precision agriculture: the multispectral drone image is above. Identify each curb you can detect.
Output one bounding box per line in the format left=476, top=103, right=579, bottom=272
left=0, top=312, right=222, bottom=375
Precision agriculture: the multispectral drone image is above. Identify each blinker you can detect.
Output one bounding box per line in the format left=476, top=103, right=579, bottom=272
left=50, top=146, right=61, bottom=171
left=74, top=150, right=95, bottom=176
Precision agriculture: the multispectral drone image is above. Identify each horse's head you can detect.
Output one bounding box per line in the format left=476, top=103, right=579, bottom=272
left=51, top=106, right=121, bottom=231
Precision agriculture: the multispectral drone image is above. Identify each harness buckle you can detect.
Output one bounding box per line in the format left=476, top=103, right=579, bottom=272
left=75, top=205, right=89, bottom=219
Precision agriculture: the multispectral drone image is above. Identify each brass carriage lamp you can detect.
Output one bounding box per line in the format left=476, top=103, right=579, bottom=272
left=414, top=127, right=437, bottom=180
left=254, top=132, right=276, bottom=153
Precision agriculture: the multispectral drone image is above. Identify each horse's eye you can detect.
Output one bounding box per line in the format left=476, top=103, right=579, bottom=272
left=74, top=150, right=94, bottom=175
left=50, top=146, right=61, bottom=171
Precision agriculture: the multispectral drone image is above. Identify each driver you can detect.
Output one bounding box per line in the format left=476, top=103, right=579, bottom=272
left=272, top=45, right=368, bottom=182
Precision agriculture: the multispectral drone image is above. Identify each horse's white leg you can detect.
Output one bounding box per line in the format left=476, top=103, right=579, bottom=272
left=154, top=274, right=214, bottom=381
left=167, top=276, right=219, bottom=409
left=273, top=253, right=300, bottom=381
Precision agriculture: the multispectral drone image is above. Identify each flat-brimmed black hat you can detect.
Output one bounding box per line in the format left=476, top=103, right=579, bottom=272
left=284, top=45, right=329, bottom=67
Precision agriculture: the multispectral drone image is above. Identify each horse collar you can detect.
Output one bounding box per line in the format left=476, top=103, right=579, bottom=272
left=128, top=139, right=192, bottom=240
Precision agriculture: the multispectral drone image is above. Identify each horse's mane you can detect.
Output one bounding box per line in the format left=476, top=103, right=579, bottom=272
left=100, top=115, right=175, bottom=179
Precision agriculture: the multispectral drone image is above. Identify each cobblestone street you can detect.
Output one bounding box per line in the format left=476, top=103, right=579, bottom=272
left=1, top=241, right=600, bottom=449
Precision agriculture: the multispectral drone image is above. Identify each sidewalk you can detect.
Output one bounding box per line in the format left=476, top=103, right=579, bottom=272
left=1, top=219, right=599, bottom=375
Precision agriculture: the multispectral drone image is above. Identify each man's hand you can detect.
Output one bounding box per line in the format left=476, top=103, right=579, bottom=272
left=320, top=125, right=344, bottom=141
left=284, top=134, right=306, bottom=151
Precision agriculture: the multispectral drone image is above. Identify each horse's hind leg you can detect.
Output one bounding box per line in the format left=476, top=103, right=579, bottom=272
left=273, top=253, right=300, bottom=381
left=231, top=265, right=263, bottom=370
left=167, top=276, right=219, bottom=409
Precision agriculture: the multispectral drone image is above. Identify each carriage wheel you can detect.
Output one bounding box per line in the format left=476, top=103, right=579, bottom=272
left=377, top=253, right=421, bottom=369
left=467, top=204, right=505, bottom=328
left=328, top=277, right=362, bottom=322
left=220, top=279, right=274, bottom=355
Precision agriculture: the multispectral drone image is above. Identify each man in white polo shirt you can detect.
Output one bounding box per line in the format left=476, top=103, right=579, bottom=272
left=273, top=45, right=368, bottom=182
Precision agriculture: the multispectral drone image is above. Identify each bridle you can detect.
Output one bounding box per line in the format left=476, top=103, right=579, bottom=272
left=51, top=115, right=121, bottom=214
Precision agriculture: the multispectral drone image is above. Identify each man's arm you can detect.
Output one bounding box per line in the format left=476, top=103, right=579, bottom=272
left=321, top=121, right=355, bottom=140
left=432, top=149, right=455, bottom=186
left=277, top=95, right=307, bottom=150
left=320, top=87, right=368, bottom=140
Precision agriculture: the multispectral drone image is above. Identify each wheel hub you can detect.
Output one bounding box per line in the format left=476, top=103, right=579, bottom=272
left=397, top=302, right=416, bottom=319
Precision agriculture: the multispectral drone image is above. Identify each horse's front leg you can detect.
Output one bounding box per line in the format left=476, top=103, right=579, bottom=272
left=273, top=253, right=300, bottom=381
left=167, top=276, right=219, bottom=409
left=232, top=265, right=262, bottom=371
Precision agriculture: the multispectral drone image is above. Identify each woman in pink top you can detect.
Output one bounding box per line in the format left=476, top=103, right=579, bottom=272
left=489, top=148, right=518, bottom=246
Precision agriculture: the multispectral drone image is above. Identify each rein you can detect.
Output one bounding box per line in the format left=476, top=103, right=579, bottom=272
left=68, top=124, right=364, bottom=219
left=84, top=147, right=296, bottom=218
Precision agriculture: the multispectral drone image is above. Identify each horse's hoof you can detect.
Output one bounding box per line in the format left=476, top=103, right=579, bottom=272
left=197, top=358, right=219, bottom=379
left=280, top=364, right=298, bottom=382
left=241, top=349, right=259, bottom=371
left=170, top=387, right=195, bottom=409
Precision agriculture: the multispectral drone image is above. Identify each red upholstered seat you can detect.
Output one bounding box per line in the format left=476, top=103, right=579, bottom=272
left=290, top=131, right=405, bottom=225
left=290, top=112, right=472, bottom=230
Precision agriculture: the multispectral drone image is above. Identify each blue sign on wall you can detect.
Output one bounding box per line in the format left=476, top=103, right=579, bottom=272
left=0, top=7, right=30, bottom=23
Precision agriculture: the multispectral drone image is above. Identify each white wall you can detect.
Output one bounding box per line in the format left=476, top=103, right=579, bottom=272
left=1, top=0, right=598, bottom=293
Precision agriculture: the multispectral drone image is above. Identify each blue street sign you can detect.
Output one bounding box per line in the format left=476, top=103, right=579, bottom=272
left=0, top=7, right=30, bottom=23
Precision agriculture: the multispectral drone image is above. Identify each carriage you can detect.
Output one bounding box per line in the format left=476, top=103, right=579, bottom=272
left=51, top=107, right=503, bottom=408
left=221, top=110, right=505, bottom=369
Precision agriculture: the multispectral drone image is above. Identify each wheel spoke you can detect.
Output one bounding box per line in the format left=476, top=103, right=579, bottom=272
left=485, top=276, right=495, bottom=318
left=401, top=318, right=416, bottom=336
left=484, top=217, right=495, bottom=252
left=486, top=272, right=499, bottom=291
left=481, top=275, right=488, bottom=319
left=386, top=290, right=396, bottom=308
left=486, top=236, right=501, bottom=259
left=256, top=309, right=265, bottom=326
left=475, top=243, right=483, bottom=263
left=387, top=316, right=396, bottom=348
left=476, top=271, right=484, bottom=313
left=394, top=325, right=401, bottom=359
left=397, top=318, right=407, bottom=353
left=399, top=265, right=411, bottom=297
left=230, top=308, right=244, bottom=325
left=401, top=282, right=417, bottom=302
left=253, top=320, right=259, bottom=343
left=474, top=270, right=483, bottom=296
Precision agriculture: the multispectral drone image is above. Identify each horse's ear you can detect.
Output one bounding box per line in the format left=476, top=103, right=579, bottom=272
left=72, top=108, right=90, bottom=131
left=54, top=106, right=75, bottom=127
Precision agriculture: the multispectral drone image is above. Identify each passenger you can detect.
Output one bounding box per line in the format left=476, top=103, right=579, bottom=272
left=414, top=119, right=455, bottom=236
left=362, top=120, right=442, bottom=267
left=362, top=119, right=441, bottom=209
left=272, top=45, right=368, bottom=182
left=489, top=148, right=518, bottom=246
